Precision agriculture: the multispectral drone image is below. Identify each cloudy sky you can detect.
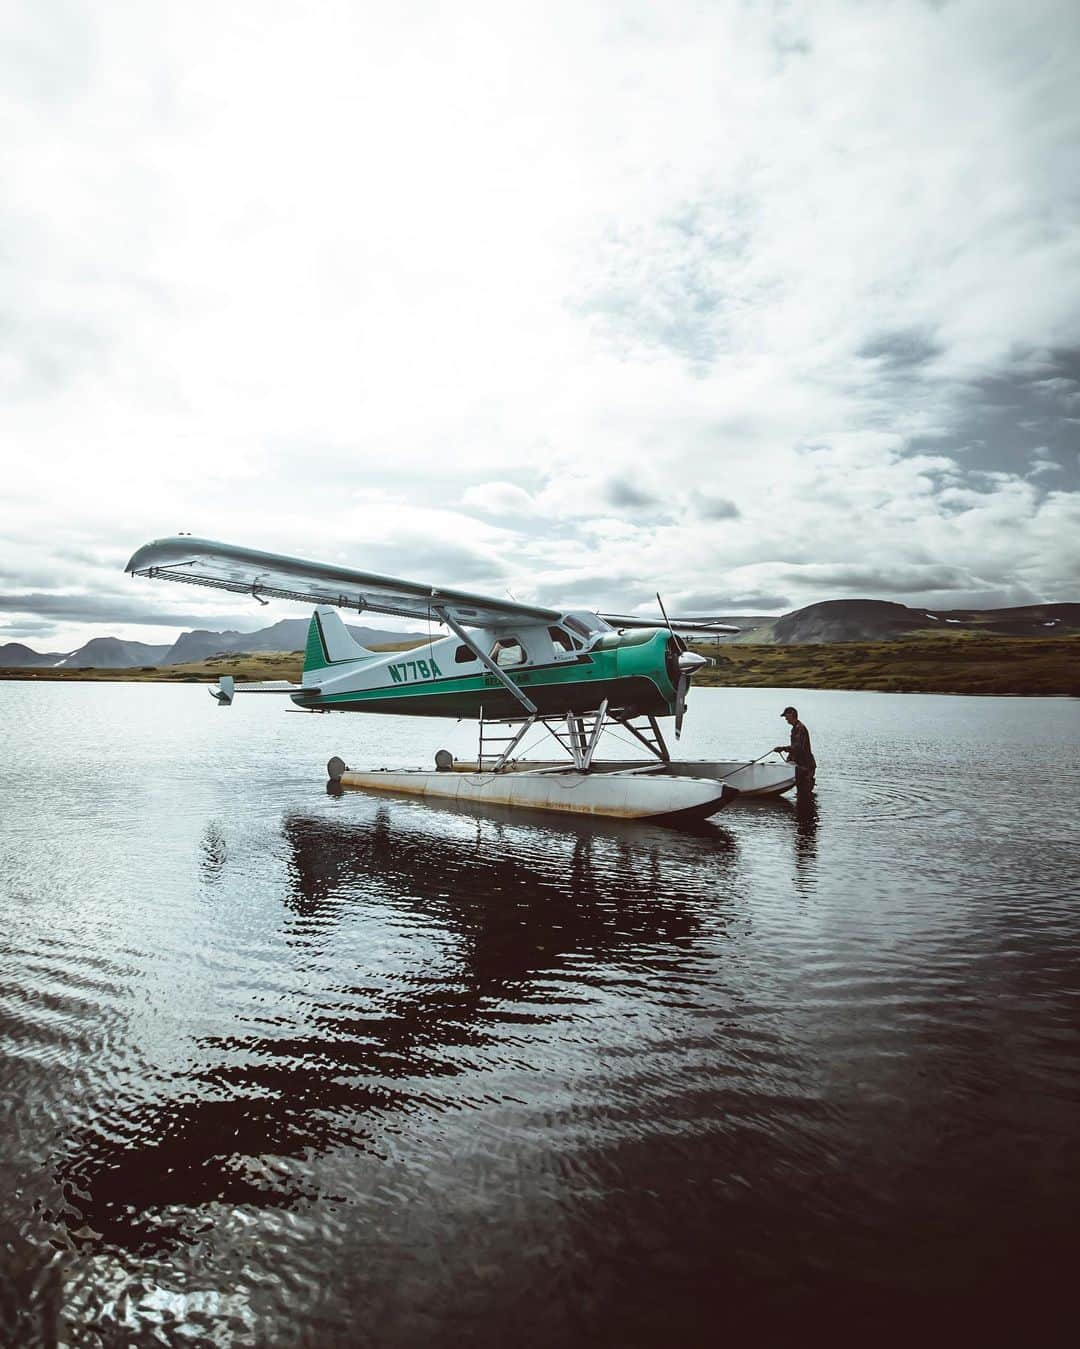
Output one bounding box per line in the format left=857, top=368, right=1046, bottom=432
left=2, top=0, right=1079, bottom=650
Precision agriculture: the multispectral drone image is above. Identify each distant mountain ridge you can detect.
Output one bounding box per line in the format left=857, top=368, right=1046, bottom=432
left=2, top=618, right=425, bottom=669
left=158, top=618, right=420, bottom=666
left=740, top=600, right=1080, bottom=645
left=61, top=637, right=173, bottom=668
left=3, top=601, right=1078, bottom=668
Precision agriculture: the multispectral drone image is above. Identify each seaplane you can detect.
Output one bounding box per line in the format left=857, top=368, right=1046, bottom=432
left=124, top=536, right=796, bottom=822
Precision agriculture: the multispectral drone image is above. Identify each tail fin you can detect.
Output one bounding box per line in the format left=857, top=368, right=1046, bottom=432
left=303, top=607, right=374, bottom=677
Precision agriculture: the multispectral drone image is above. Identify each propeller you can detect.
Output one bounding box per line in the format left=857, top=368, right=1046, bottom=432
left=657, top=592, right=709, bottom=738
left=674, top=664, right=687, bottom=737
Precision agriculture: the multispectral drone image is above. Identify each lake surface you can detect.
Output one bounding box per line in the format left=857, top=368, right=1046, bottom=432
left=1, top=682, right=1077, bottom=1346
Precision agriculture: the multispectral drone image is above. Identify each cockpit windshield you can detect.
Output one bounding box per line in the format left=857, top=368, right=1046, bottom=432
left=562, top=615, right=594, bottom=639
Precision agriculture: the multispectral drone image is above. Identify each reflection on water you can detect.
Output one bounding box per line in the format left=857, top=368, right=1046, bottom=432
left=108, top=818, right=695, bottom=1203
left=794, top=791, right=820, bottom=891
left=50, top=805, right=739, bottom=1269
left=198, top=824, right=229, bottom=890
left=1, top=682, right=1078, bottom=1345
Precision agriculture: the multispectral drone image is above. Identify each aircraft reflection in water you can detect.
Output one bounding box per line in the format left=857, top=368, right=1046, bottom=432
left=54, top=802, right=740, bottom=1255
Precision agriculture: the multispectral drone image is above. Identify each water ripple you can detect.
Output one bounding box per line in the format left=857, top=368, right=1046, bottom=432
left=0, top=684, right=1077, bottom=1344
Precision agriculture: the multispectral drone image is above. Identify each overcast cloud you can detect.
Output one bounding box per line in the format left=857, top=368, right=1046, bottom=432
left=1, top=0, right=1078, bottom=647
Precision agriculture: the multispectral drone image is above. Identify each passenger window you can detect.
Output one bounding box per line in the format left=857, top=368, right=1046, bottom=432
left=548, top=626, right=575, bottom=654
left=454, top=645, right=475, bottom=664
left=490, top=637, right=526, bottom=668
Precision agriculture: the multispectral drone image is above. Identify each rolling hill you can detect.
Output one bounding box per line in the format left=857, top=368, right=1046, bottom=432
left=739, top=600, right=1080, bottom=645
left=0, top=641, right=69, bottom=667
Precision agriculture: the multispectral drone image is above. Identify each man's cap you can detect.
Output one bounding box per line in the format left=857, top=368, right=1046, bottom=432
left=781, top=706, right=797, bottom=716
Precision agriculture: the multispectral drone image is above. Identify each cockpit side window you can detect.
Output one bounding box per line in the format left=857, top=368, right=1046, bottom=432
left=562, top=615, right=592, bottom=640
left=548, top=626, right=577, bottom=654
left=489, top=636, right=526, bottom=668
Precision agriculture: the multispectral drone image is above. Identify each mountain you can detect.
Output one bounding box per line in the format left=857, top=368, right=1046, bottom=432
left=746, top=600, right=1080, bottom=645
left=59, top=638, right=172, bottom=668
left=1, top=618, right=427, bottom=669
left=0, top=642, right=69, bottom=667
left=160, top=618, right=421, bottom=665
left=769, top=600, right=929, bottom=644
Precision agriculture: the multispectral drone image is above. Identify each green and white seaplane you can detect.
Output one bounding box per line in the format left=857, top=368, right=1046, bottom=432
left=125, top=536, right=795, bottom=822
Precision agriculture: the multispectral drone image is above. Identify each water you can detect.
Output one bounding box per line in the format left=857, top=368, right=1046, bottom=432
left=1, top=682, right=1077, bottom=1346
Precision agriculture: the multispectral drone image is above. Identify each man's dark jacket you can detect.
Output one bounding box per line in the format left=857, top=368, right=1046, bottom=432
left=789, top=720, right=816, bottom=770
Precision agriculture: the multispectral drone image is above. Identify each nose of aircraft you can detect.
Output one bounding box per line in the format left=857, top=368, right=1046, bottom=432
left=677, top=649, right=709, bottom=674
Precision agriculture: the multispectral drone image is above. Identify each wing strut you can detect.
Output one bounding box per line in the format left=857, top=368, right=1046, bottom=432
left=432, top=605, right=538, bottom=716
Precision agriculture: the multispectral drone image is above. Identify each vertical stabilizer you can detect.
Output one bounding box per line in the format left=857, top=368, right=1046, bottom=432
left=303, top=607, right=374, bottom=680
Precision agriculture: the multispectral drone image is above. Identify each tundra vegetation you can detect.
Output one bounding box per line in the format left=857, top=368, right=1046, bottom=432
left=691, top=631, right=1080, bottom=697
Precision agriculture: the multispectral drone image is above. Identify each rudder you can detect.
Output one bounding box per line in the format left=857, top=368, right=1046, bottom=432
left=303, top=608, right=374, bottom=675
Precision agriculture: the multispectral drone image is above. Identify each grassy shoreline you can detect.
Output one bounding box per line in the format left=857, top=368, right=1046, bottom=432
left=691, top=633, right=1080, bottom=697
left=0, top=651, right=307, bottom=684
left=2, top=633, right=1077, bottom=697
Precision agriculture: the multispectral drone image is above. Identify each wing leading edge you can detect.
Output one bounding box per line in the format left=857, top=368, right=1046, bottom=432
left=600, top=614, right=741, bottom=634
left=125, top=536, right=561, bottom=629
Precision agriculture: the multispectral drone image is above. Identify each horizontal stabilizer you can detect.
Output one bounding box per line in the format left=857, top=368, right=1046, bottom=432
left=210, top=675, right=234, bottom=705
left=210, top=676, right=302, bottom=703
left=231, top=680, right=302, bottom=693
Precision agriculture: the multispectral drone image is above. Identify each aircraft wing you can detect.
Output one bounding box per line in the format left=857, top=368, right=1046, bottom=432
left=125, top=536, right=562, bottom=629
left=601, top=614, right=741, bottom=634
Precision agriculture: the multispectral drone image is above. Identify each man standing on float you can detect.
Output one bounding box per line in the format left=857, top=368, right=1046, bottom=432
left=774, top=706, right=816, bottom=794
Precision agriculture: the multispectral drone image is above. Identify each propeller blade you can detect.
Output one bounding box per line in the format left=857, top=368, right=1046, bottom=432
left=656, top=592, right=687, bottom=649
left=659, top=592, right=702, bottom=737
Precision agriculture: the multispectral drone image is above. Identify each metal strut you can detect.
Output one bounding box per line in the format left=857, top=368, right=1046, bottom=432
left=477, top=699, right=616, bottom=773
left=611, top=712, right=670, bottom=763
